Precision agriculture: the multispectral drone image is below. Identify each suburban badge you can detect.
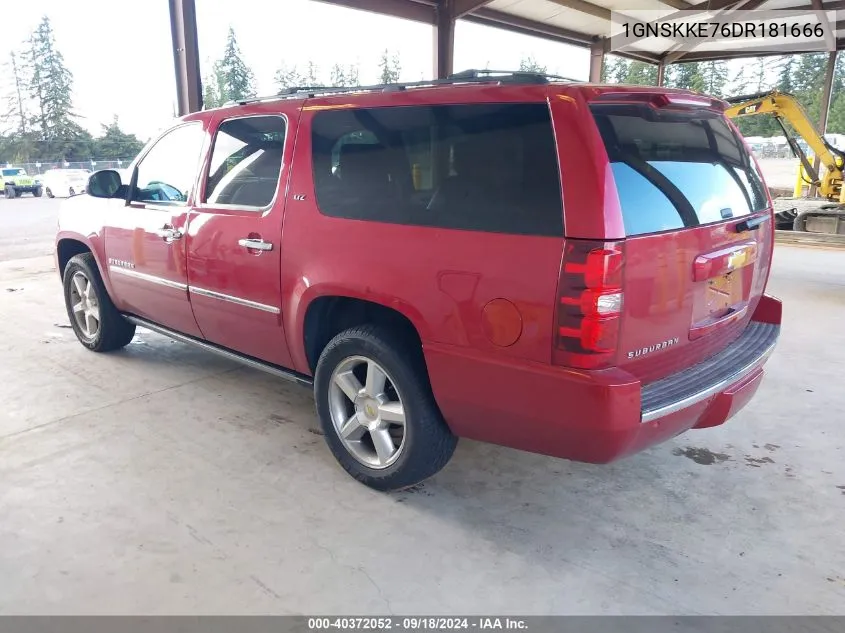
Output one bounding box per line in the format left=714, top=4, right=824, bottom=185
left=627, top=337, right=680, bottom=360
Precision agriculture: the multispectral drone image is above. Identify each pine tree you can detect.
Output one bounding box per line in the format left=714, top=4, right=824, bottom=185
left=749, top=57, right=775, bottom=93
left=92, top=115, right=144, bottom=160
left=604, top=57, right=629, bottom=84
left=2, top=53, right=29, bottom=135
left=212, top=27, right=256, bottom=104
left=728, top=65, right=747, bottom=98
left=304, top=61, right=321, bottom=85
left=274, top=63, right=304, bottom=90
left=26, top=16, right=77, bottom=140
left=775, top=56, right=796, bottom=94
left=202, top=72, right=221, bottom=109
left=625, top=61, right=658, bottom=86
left=699, top=61, right=728, bottom=97
left=666, top=62, right=705, bottom=92
left=346, top=64, right=360, bottom=86
left=330, top=64, right=346, bottom=87
left=518, top=55, right=547, bottom=74
left=391, top=52, right=402, bottom=82
left=378, top=49, right=401, bottom=84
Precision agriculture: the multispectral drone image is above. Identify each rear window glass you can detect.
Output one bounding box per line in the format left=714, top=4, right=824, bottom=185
left=311, top=103, right=563, bottom=237
left=591, top=104, right=769, bottom=236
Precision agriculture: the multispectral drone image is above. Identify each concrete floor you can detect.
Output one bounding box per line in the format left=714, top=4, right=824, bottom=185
left=1, top=199, right=844, bottom=615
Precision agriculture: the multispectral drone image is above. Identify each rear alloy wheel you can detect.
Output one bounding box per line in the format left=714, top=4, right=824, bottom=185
left=328, top=356, right=407, bottom=469
left=68, top=187, right=75, bottom=196
left=63, top=253, right=136, bottom=352
left=315, top=325, right=457, bottom=491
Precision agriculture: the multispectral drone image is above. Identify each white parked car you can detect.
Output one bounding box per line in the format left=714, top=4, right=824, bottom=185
left=42, top=169, right=91, bottom=198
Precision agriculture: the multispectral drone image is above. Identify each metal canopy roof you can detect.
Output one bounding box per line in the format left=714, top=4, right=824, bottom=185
left=314, top=0, right=845, bottom=64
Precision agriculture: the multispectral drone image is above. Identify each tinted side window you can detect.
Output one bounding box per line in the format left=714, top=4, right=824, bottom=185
left=204, top=116, right=286, bottom=208
left=311, top=104, right=563, bottom=237
left=591, top=105, right=769, bottom=236
left=133, top=123, right=205, bottom=205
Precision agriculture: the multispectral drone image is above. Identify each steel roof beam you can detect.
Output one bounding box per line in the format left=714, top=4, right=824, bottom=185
left=310, top=0, right=436, bottom=24
left=452, top=0, right=496, bottom=18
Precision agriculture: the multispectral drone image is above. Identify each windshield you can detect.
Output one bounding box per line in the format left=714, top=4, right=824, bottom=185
left=2, top=168, right=26, bottom=177
left=591, top=104, right=769, bottom=236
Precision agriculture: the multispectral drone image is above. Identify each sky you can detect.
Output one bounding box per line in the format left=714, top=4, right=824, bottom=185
left=1, top=0, right=591, bottom=142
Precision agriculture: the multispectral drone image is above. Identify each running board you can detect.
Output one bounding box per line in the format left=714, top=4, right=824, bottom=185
left=124, top=315, right=313, bottom=388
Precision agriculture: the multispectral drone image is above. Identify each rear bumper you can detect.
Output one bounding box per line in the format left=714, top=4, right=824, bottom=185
left=425, top=294, right=782, bottom=464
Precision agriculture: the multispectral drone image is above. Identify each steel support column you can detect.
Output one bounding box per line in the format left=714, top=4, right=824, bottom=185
left=434, top=1, right=456, bottom=79
left=169, top=0, right=202, bottom=115
left=589, top=38, right=605, bottom=82
left=656, top=59, right=666, bottom=86
left=811, top=51, right=838, bottom=196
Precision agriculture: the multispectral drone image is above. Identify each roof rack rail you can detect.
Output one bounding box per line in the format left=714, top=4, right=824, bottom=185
left=448, top=68, right=579, bottom=83
left=224, top=68, right=577, bottom=107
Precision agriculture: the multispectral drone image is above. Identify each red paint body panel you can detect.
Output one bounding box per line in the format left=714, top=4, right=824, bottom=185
left=184, top=105, right=301, bottom=367
left=55, top=80, right=781, bottom=468
left=104, top=204, right=201, bottom=337
left=617, top=212, right=772, bottom=383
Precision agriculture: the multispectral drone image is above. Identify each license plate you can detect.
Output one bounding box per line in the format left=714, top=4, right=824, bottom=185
left=706, top=272, right=738, bottom=315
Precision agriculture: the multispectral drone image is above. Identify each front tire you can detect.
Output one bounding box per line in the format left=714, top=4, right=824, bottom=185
left=46, top=187, right=54, bottom=198
left=62, top=253, right=136, bottom=352
left=33, top=187, right=43, bottom=197
left=314, top=324, right=457, bottom=491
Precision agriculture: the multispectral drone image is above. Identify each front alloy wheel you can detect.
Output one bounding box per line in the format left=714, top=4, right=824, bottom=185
left=69, top=271, right=100, bottom=339
left=62, top=252, right=135, bottom=352
left=329, top=356, right=406, bottom=468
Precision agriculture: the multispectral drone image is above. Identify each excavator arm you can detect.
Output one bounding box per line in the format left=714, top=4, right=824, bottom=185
left=725, top=90, right=845, bottom=199
left=725, top=90, right=845, bottom=233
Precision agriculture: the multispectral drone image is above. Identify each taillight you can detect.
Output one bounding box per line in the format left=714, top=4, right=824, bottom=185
left=554, top=239, right=625, bottom=369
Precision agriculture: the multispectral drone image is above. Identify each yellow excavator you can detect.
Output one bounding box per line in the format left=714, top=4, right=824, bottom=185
left=725, top=90, right=845, bottom=233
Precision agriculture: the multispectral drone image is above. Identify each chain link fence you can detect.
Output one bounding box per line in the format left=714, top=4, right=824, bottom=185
left=8, top=160, right=133, bottom=175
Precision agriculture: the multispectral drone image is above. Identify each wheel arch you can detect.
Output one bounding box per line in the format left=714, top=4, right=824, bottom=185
left=55, top=233, right=116, bottom=299
left=300, top=292, right=428, bottom=376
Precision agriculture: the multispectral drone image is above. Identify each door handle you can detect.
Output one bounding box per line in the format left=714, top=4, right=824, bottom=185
left=238, top=238, right=273, bottom=252
left=155, top=226, right=183, bottom=242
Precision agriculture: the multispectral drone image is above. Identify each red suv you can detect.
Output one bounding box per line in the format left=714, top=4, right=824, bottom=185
left=56, top=71, right=781, bottom=491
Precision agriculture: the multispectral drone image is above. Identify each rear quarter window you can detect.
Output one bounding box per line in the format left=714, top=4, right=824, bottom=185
left=311, top=103, right=563, bottom=237
left=591, top=104, right=769, bottom=236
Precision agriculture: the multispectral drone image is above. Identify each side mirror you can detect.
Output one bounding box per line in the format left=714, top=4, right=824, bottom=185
left=87, top=169, right=123, bottom=199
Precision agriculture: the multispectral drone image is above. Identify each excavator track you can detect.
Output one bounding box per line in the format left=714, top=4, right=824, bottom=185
left=773, top=198, right=845, bottom=233
left=793, top=208, right=845, bottom=234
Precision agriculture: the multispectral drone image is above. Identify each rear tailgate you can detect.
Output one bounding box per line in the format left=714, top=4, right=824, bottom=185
left=586, top=90, right=773, bottom=383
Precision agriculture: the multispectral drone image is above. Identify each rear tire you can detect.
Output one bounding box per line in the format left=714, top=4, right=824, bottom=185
left=62, top=253, right=136, bottom=352
left=314, top=324, right=457, bottom=491
left=4, top=186, right=15, bottom=199
left=68, top=187, right=75, bottom=196
left=46, top=187, right=54, bottom=198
